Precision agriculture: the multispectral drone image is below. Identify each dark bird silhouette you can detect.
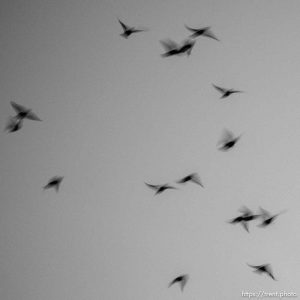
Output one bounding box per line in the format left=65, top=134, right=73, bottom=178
left=5, top=116, right=23, bottom=133
left=43, top=176, right=64, bottom=192
left=218, top=129, right=241, bottom=151
left=160, top=39, right=196, bottom=57
left=118, top=19, right=146, bottom=38
left=145, top=182, right=176, bottom=195
left=185, top=25, right=219, bottom=41
left=247, top=263, right=276, bottom=280
left=168, top=274, right=189, bottom=291
left=212, top=84, right=243, bottom=99
left=228, top=206, right=259, bottom=232
left=257, top=207, right=286, bottom=228
left=10, top=101, right=42, bottom=121
left=177, top=173, right=204, bottom=187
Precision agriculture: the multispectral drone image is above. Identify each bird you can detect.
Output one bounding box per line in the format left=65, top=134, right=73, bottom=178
left=212, top=84, right=243, bottom=99
left=185, top=25, right=219, bottom=41
left=228, top=206, right=259, bottom=233
left=247, top=263, right=276, bottom=280
left=160, top=39, right=196, bottom=57
left=118, top=19, right=146, bottom=38
left=168, top=274, right=189, bottom=291
left=177, top=173, right=204, bottom=187
left=5, top=116, right=23, bottom=133
left=218, top=129, right=242, bottom=151
left=257, top=207, right=286, bottom=228
left=144, top=182, right=176, bottom=195
left=43, top=176, right=64, bottom=192
left=10, top=101, right=42, bottom=121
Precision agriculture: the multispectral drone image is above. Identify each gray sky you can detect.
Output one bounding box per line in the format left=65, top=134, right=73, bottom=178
left=1, top=0, right=300, bottom=299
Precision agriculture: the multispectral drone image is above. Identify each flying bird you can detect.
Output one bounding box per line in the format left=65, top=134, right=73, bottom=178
left=228, top=206, right=259, bottom=233
left=10, top=101, right=42, bottom=121
left=185, top=25, right=219, bottom=41
left=218, top=129, right=241, bottom=151
left=168, top=274, right=189, bottom=291
left=212, top=84, right=243, bottom=99
left=257, top=207, right=286, bottom=228
left=177, top=173, right=204, bottom=187
left=247, top=263, right=276, bottom=280
left=43, top=176, right=64, bottom=192
left=5, top=116, right=23, bottom=133
left=118, top=19, right=147, bottom=38
left=160, top=39, right=195, bottom=57
left=145, top=182, right=176, bottom=195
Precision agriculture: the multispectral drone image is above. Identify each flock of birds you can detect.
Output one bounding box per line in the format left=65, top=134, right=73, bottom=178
left=116, top=19, right=285, bottom=289
left=4, top=17, right=286, bottom=295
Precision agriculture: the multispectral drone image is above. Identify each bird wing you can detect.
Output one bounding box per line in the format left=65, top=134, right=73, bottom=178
left=247, top=263, right=260, bottom=269
left=10, top=101, right=29, bottom=113
left=241, top=221, right=249, bottom=232
left=160, top=39, right=178, bottom=51
left=184, top=25, right=199, bottom=32
left=168, top=278, right=178, bottom=288
left=144, top=182, right=159, bottom=190
left=265, top=265, right=276, bottom=280
left=203, top=30, right=219, bottom=41
left=259, top=207, right=271, bottom=219
left=118, top=19, right=129, bottom=31
left=231, top=89, right=243, bottom=93
left=190, top=174, right=204, bottom=187
left=239, top=205, right=252, bottom=216
left=212, top=84, right=227, bottom=94
left=25, top=111, right=42, bottom=121
left=5, top=116, right=18, bottom=130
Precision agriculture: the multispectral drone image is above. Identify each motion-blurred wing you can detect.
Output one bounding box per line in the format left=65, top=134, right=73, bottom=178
left=144, top=182, right=159, bottom=190
left=160, top=39, right=178, bottom=51
left=212, top=84, right=227, bottom=94
left=10, top=101, right=28, bottom=113
left=203, top=30, right=219, bottom=41
left=118, top=19, right=129, bottom=31
left=25, top=111, right=42, bottom=121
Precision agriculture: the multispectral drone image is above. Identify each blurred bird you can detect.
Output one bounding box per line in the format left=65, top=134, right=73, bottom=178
left=247, top=263, right=276, bottom=280
left=257, top=207, right=286, bottom=228
left=118, top=19, right=147, bottom=38
left=10, top=101, right=42, bottom=121
left=168, top=274, right=189, bottom=291
left=145, top=182, right=176, bottom=195
left=185, top=25, right=219, bottom=41
left=5, top=116, right=23, bottom=133
left=218, top=129, right=242, bottom=151
left=228, top=206, right=259, bottom=233
left=212, top=84, right=243, bottom=99
left=177, top=173, right=204, bottom=187
left=43, top=176, right=64, bottom=192
left=160, top=39, right=195, bottom=57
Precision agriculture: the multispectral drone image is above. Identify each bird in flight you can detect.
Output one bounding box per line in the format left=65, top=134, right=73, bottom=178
left=168, top=274, right=189, bottom=292
left=212, top=84, right=243, bottom=99
left=228, top=206, right=259, bottom=232
left=257, top=207, right=286, bottom=228
left=160, top=39, right=196, bottom=57
left=118, top=19, right=147, bottom=38
left=218, top=129, right=242, bottom=151
left=10, top=101, right=42, bottom=121
left=43, top=176, right=64, bottom=192
left=5, top=116, right=23, bottom=133
left=145, top=182, right=176, bottom=195
left=185, top=25, right=219, bottom=41
left=177, top=173, right=204, bottom=187
left=247, top=263, right=276, bottom=280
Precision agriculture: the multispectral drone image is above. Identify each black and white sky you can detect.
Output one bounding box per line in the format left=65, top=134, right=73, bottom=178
left=1, top=0, right=300, bottom=299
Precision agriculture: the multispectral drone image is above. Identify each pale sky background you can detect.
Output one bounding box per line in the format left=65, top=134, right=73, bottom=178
left=1, top=0, right=300, bottom=299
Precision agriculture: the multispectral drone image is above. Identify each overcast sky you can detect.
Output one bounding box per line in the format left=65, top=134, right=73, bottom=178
left=1, top=0, right=300, bottom=299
